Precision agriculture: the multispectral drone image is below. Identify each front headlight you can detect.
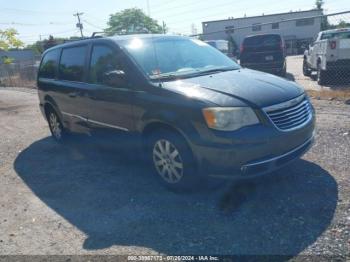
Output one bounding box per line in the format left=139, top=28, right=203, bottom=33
left=202, top=107, right=259, bottom=131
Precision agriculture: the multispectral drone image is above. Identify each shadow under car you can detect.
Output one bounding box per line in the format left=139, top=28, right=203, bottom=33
left=14, top=136, right=338, bottom=256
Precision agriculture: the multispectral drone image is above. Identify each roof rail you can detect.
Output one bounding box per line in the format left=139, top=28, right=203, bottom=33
left=91, top=32, right=106, bottom=38
left=63, top=38, right=86, bottom=43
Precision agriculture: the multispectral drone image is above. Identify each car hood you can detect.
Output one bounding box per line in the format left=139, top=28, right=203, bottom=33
left=161, top=68, right=304, bottom=108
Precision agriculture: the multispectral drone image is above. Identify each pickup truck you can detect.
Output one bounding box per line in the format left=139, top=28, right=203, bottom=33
left=303, top=28, right=350, bottom=85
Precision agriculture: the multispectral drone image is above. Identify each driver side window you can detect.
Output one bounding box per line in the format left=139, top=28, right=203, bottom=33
left=89, top=45, right=124, bottom=87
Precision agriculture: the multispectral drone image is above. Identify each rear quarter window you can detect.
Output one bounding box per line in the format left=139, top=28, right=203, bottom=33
left=59, top=45, right=87, bottom=82
left=38, top=49, right=60, bottom=79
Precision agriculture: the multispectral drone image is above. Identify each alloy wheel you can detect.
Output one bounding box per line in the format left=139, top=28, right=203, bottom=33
left=49, top=112, right=62, bottom=140
left=152, top=139, right=184, bottom=184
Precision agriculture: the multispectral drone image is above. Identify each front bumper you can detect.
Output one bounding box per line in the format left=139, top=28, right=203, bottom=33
left=239, top=135, right=314, bottom=178
left=189, top=113, right=315, bottom=180
left=241, top=61, right=285, bottom=74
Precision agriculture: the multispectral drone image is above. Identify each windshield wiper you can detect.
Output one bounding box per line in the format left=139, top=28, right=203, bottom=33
left=150, top=73, right=180, bottom=81
left=198, top=67, right=239, bottom=75
left=150, top=67, right=239, bottom=81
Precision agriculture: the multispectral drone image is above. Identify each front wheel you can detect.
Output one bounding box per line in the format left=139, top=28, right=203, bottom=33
left=303, top=59, right=311, bottom=77
left=149, top=130, right=199, bottom=191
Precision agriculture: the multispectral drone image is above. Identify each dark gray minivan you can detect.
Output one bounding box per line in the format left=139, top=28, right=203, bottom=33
left=240, top=34, right=287, bottom=76
left=37, top=34, right=315, bottom=191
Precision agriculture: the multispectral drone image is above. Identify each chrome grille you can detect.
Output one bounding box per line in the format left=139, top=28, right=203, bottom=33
left=264, top=96, right=312, bottom=131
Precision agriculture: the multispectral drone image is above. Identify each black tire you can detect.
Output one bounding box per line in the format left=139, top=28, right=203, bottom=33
left=279, top=63, right=287, bottom=77
left=46, top=108, right=67, bottom=142
left=303, top=59, right=311, bottom=77
left=317, top=63, right=328, bottom=85
left=148, top=130, right=200, bottom=192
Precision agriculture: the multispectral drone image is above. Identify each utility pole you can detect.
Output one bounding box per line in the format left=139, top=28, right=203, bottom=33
left=146, top=0, right=150, bottom=16
left=73, top=12, right=84, bottom=38
left=162, top=21, right=166, bottom=34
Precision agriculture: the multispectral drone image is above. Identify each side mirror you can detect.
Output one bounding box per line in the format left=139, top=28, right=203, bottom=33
left=103, top=70, right=126, bottom=87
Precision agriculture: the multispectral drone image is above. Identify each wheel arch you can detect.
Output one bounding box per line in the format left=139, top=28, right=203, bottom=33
left=43, top=96, right=63, bottom=122
left=141, top=120, right=197, bottom=157
left=142, top=121, right=190, bottom=144
left=317, top=57, right=322, bottom=66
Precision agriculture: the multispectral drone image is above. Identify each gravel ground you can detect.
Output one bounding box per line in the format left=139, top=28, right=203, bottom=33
left=0, top=87, right=349, bottom=259
left=286, top=56, right=350, bottom=91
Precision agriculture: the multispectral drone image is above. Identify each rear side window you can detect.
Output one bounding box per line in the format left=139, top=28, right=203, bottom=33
left=243, top=35, right=281, bottom=47
left=59, top=46, right=87, bottom=82
left=39, top=49, right=60, bottom=79
left=89, top=45, right=123, bottom=86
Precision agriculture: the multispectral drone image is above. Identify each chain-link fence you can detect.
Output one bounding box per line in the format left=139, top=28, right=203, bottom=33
left=0, top=59, right=39, bottom=88
left=199, top=10, right=350, bottom=88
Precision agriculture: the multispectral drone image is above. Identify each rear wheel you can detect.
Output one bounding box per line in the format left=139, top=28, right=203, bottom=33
left=47, top=109, right=67, bottom=142
left=148, top=130, right=199, bottom=191
left=279, top=63, right=287, bottom=77
left=317, top=63, right=328, bottom=85
left=303, top=59, right=311, bottom=77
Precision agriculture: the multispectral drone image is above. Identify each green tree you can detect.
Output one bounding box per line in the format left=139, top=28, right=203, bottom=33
left=321, top=16, right=330, bottom=31
left=314, top=1, right=328, bottom=31
left=0, top=28, right=23, bottom=64
left=315, top=0, right=324, bottom=10
left=0, top=28, right=23, bottom=51
left=105, top=8, right=164, bottom=36
left=26, top=35, right=82, bottom=54
left=337, top=20, right=350, bottom=28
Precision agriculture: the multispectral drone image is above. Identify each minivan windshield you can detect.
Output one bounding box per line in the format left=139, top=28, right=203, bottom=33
left=122, top=37, right=240, bottom=80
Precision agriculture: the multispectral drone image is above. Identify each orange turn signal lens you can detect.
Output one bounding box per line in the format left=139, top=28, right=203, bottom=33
left=202, top=109, right=216, bottom=128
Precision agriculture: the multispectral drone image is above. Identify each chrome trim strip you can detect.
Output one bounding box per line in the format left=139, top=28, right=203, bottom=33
left=61, top=111, right=129, bottom=132
left=241, top=136, right=314, bottom=171
left=88, top=119, right=129, bottom=132
left=269, top=112, right=312, bottom=132
left=263, top=95, right=313, bottom=132
left=268, top=100, right=308, bottom=117
left=62, top=112, right=87, bottom=121
left=263, top=94, right=305, bottom=113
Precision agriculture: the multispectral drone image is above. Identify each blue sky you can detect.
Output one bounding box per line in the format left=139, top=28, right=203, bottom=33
left=0, top=0, right=347, bottom=44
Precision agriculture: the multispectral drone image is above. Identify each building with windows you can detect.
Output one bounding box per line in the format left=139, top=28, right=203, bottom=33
left=202, top=9, right=323, bottom=55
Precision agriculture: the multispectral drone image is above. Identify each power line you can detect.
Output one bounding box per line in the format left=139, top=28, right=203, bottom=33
left=151, top=0, right=235, bottom=14
left=82, top=19, right=104, bottom=30
left=0, top=21, right=73, bottom=26
left=163, top=4, right=319, bottom=29
left=191, top=10, right=350, bottom=37
left=167, top=6, right=348, bottom=35
left=157, top=1, right=312, bottom=24
left=149, top=0, right=176, bottom=10
left=84, top=13, right=107, bottom=23
left=19, top=29, right=78, bottom=40
left=0, top=8, right=71, bottom=15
